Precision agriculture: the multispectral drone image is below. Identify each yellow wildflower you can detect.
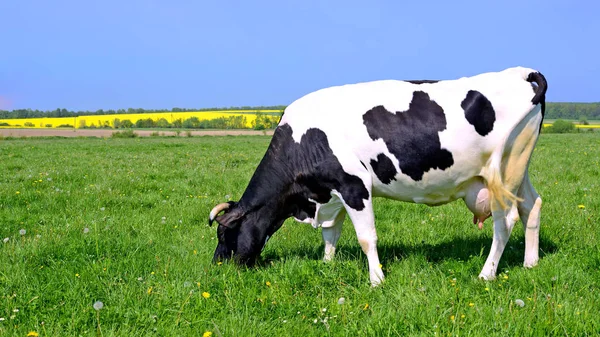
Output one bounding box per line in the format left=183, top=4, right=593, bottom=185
left=193, top=250, right=197, bottom=255
left=461, top=314, right=465, bottom=319
left=75, top=273, right=80, bottom=278
left=450, top=315, right=455, bottom=321
left=202, top=292, right=210, bottom=299
left=266, top=281, right=271, bottom=287
left=578, top=205, right=585, bottom=209
left=469, top=302, right=474, bottom=307
left=197, top=282, right=201, bottom=287
left=16, top=191, right=20, bottom=195
left=363, top=303, right=369, bottom=310
left=147, top=287, right=153, bottom=295
left=27, top=332, right=39, bottom=337
left=203, top=332, right=213, bottom=337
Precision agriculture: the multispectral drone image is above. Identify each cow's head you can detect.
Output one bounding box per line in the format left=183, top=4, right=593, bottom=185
left=208, top=201, right=286, bottom=266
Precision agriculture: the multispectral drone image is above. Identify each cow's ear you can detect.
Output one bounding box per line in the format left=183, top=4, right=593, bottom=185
left=216, top=202, right=243, bottom=228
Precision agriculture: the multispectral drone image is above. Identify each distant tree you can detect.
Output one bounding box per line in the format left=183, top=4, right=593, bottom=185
left=120, top=119, right=134, bottom=128
left=182, top=117, right=201, bottom=128
left=172, top=118, right=183, bottom=128
left=156, top=118, right=171, bottom=128
left=135, top=118, right=155, bottom=128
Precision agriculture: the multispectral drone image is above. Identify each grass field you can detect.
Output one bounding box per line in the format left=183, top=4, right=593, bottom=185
left=1, top=134, right=599, bottom=336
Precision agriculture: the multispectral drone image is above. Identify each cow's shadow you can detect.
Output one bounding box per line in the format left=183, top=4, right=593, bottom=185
left=261, top=235, right=557, bottom=270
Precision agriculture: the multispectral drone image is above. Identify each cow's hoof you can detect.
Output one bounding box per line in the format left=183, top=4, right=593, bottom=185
left=478, top=273, right=496, bottom=281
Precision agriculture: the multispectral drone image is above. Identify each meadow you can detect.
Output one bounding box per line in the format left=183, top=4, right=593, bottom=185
left=0, top=133, right=599, bottom=336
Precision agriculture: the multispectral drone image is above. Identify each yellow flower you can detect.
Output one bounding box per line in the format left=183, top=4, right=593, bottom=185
left=197, top=282, right=201, bottom=287
left=503, top=275, right=509, bottom=280
left=193, top=250, right=197, bottom=255
left=75, top=273, right=80, bottom=278
left=202, top=292, right=210, bottom=299
left=469, top=302, right=474, bottom=307
left=461, top=314, right=465, bottom=319
left=27, top=332, right=39, bottom=337
left=265, top=281, right=271, bottom=287
left=450, top=315, right=455, bottom=321
left=578, top=205, right=585, bottom=209
left=363, top=303, right=369, bottom=310
left=485, top=287, right=489, bottom=291
left=217, top=261, right=223, bottom=266
left=379, top=264, right=382, bottom=269
left=16, top=191, right=20, bottom=195
left=147, top=287, right=153, bottom=295
left=203, top=332, right=213, bottom=337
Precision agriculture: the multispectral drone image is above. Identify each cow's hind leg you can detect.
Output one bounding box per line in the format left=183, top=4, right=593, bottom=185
left=322, top=209, right=346, bottom=262
left=479, top=204, right=519, bottom=280
left=517, top=172, right=541, bottom=268
left=344, top=195, right=384, bottom=287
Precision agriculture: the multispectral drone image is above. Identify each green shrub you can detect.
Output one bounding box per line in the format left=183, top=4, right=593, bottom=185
left=111, top=129, right=138, bottom=138
left=544, top=119, right=577, bottom=133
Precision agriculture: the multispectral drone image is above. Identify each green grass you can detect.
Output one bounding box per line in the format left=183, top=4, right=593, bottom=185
left=1, top=134, right=599, bottom=336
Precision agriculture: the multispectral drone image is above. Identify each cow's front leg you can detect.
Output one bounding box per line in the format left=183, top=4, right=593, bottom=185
left=322, top=209, right=346, bottom=262
left=345, top=198, right=383, bottom=286
left=479, top=203, right=519, bottom=280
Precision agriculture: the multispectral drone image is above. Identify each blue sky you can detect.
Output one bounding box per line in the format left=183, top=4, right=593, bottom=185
left=1, top=0, right=598, bottom=111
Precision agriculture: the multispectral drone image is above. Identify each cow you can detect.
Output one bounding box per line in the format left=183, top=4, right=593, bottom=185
left=209, top=66, right=547, bottom=286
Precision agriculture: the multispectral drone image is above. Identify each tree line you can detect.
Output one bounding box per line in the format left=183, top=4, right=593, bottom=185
left=1, top=103, right=599, bottom=120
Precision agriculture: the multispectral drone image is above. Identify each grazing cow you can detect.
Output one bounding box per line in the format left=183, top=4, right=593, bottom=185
left=209, top=66, right=547, bottom=286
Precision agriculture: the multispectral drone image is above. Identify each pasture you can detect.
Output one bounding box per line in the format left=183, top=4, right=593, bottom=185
left=1, top=133, right=599, bottom=336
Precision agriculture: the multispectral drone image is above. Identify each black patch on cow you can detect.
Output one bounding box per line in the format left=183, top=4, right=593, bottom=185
left=461, top=90, right=496, bottom=136
left=370, top=153, right=397, bottom=184
left=406, top=80, right=439, bottom=85
left=362, top=91, right=454, bottom=181
left=215, top=125, right=371, bottom=265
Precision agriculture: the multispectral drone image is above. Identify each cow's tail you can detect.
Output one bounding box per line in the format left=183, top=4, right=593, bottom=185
left=483, top=152, right=521, bottom=211
left=525, top=70, right=548, bottom=119
left=483, top=68, right=547, bottom=211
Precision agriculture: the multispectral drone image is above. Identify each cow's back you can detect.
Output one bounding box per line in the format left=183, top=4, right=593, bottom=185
left=279, top=67, right=543, bottom=205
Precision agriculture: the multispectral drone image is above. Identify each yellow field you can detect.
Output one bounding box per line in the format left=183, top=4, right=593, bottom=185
left=542, top=123, right=600, bottom=128
left=0, top=110, right=282, bottom=129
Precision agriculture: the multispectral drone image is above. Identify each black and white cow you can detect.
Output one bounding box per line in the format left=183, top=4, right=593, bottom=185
left=209, top=66, right=547, bottom=286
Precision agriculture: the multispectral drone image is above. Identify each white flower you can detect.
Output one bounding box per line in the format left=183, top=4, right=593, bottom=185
left=3, top=238, right=8, bottom=243
left=515, top=299, right=525, bottom=307
left=321, top=308, right=327, bottom=312
left=83, top=228, right=90, bottom=234
left=313, top=319, right=318, bottom=324
left=93, top=301, right=104, bottom=310
left=19, top=229, right=26, bottom=236
left=0, top=317, right=4, bottom=321
left=337, top=297, right=345, bottom=305
left=137, top=277, right=143, bottom=281
left=12, top=309, right=19, bottom=313
left=100, top=207, right=105, bottom=211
